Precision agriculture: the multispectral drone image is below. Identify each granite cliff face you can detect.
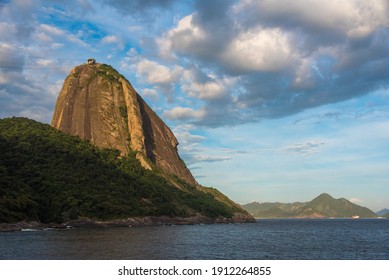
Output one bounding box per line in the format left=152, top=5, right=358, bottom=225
left=52, top=62, right=196, bottom=185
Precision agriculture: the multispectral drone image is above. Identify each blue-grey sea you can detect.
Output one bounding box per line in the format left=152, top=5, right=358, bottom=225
left=0, top=219, right=388, bottom=259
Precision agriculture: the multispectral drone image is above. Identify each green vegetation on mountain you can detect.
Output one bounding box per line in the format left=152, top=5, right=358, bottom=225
left=0, top=117, right=248, bottom=224
left=241, top=193, right=377, bottom=218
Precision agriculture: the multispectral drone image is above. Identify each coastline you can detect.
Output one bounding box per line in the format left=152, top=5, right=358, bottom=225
left=0, top=213, right=255, bottom=232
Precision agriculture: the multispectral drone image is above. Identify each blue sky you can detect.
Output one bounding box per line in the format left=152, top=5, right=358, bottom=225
left=1, top=0, right=389, bottom=211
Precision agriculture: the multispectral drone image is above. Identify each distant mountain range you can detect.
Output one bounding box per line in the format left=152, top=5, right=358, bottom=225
left=241, top=193, right=378, bottom=218
left=376, top=208, right=389, bottom=217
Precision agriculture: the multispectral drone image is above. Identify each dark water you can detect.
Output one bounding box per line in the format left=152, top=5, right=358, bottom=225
left=1, top=219, right=388, bottom=259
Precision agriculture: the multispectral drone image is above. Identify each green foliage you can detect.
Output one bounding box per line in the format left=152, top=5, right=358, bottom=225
left=0, top=117, right=235, bottom=223
left=119, top=105, right=128, bottom=123
left=96, top=64, right=123, bottom=82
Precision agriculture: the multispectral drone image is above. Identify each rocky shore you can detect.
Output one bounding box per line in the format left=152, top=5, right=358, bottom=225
left=0, top=213, right=255, bottom=232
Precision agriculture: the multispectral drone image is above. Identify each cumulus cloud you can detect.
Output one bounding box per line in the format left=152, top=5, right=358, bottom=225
left=220, top=27, right=295, bottom=73
left=2, top=0, right=389, bottom=131
left=158, top=14, right=208, bottom=60
left=136, top=59, right=182, bottom=84
left=120, top=49, right=185, bottom=100
left=235, top=0, right=389, bottom=40
left=124, top=47, right=236, bottom=105
left=156, top=0, right=389, bottom=125
left=181, top=66, right=235, bottom=100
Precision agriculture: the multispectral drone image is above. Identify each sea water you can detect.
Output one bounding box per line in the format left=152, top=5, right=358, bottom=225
left=1, top=219, right=388, bottom=259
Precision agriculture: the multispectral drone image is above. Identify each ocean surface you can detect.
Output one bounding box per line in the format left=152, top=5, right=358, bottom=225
left=1, top=219, right=388, bottom=259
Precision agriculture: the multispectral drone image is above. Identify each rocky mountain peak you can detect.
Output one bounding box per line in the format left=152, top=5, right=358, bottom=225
left=51, top=61, right=197, bottom=185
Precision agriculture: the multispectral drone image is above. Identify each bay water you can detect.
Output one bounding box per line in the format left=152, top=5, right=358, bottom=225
left=1, top=219, right=388, bottom=259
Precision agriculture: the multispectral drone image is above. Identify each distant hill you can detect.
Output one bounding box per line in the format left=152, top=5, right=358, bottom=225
left=0, top=117, right=252, bottom=225
left=241, top=193, right=377, bottom=218
left=376, top=208, right=389, bottom=217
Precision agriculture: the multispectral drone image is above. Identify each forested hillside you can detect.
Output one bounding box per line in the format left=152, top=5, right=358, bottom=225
left=0, top=117, right=248, bottom=224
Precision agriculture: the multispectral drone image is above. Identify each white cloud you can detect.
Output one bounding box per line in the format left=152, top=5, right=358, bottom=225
left=163, top=107, right=206, bottom=121
left=349, top=198, right=364, bottom=204
left=158, top=14, right=207, bottom=59
left=175, top=131, right=206, bottom=145
left=235, top=0, right=389, bottom=39
left=36, top=59, right=55, bottom=67
left=181, top=69, right=235, bottom=100
left=101, top=35, right=119, bottom=44
left=37, top=24, right=89, bottom=48
left=141, top=88, right=159, bottom=100
left=101, top=34, right=124, bottom=49
left=136, top=59, right=183, bottom=85
left=191, top=154, right=232, bottom=163
left=186, top=80, right=225, bottom=99
left=283, top=141, right=326, bottom=156
left=221, top=27, right=295, bottom=72
left=39, top=24, right=64, bottom=36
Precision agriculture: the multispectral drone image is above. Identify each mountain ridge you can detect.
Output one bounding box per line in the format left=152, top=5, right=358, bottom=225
left=376, top=208, right=389, bottom=217
left=241, top=193, right=377, bottom=218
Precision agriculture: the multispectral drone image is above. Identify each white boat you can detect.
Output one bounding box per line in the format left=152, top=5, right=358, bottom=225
left=352, top=215, right=360, bottom=219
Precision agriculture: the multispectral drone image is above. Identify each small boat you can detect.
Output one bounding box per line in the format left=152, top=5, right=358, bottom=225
left=352, top=215, right=360, bottom=219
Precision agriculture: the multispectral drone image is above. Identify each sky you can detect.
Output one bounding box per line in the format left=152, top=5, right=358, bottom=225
left=1, top=0, right=389, bottom=211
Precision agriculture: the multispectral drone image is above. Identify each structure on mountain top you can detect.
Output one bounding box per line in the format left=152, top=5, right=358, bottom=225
left=87, top=58, right=96, bottom=65
left=51, top=62, right=197, bottom=185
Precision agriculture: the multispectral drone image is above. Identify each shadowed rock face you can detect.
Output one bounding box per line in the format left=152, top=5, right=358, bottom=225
left=52, top=63, right=197, bottom=185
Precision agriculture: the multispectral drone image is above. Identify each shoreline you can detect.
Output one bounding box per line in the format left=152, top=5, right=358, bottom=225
left=0, top=213, right=255, bottom=232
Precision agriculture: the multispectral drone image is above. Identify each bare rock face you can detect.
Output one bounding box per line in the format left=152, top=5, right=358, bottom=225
left=52, top=62, right=197, bottom=185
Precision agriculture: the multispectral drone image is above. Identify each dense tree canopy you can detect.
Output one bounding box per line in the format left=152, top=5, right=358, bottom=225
left=0, top=117, right=242, bottom=223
